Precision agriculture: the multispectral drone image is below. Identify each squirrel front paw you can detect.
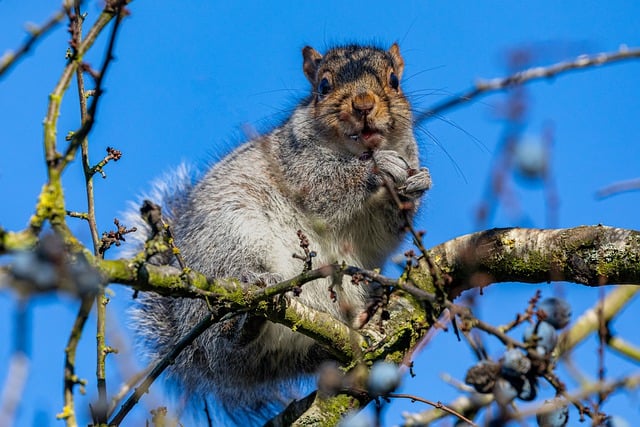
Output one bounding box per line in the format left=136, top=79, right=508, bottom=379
left=400, top=167, right=431, bottom=198
left=372, top=150, right=431, bottom=199
left=373, top=150, right=410, bottom=185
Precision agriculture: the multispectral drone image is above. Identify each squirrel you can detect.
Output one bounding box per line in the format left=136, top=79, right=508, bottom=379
left=130, top=43, right=431, bottom=425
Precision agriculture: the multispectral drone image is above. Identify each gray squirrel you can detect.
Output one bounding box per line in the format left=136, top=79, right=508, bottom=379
left=131, top=43, right=431, bottom=424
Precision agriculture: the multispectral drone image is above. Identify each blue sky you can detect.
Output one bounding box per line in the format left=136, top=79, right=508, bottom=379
left=1, top=1, right=639, bottom=426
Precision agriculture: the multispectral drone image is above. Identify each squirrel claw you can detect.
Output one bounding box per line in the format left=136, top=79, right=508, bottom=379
left=400, top=168, right=432, bottom=197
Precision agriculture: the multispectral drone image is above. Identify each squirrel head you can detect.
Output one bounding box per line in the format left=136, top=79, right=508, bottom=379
left=300, top=44, right=412, bottom=155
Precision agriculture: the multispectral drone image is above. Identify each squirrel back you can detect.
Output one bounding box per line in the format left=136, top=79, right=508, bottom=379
left=131, top=43, right=431, bottom=425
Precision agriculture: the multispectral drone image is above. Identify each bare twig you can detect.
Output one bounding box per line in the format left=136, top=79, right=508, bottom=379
left=415, top=45, right=640, bottom=123
left=292, top=229, right=316, bottom=274
left=388, top=393, right=478, bottom=426
left=107, top=366, right=152, bottom=418
left=42, top=5, right=121, bottom=174
left=86, top=146, right=122, bottom=178
left=596, top=177, right=640, bottom=199
left=557, top=286, right=640, bottom=356
left=94, top=293, right=110, bottom=425
left=402, top=393, right=493, bottom=426
left=108, top=312, right=223, bottom=426
left=373, top=159, right=448, bottom=295
left=27, top=1, right=128, bottom=249
left=73, top=11, right=102, bottom=250
left=58, top=296, right=92, bottom=426
left=99, top=218, right=137, bottom=255
left=59, top=1, right=129, bottom=171
left=607, top=336, right=640, bottom=362
left=66, top=210, right=89, bottom=220
left=0, top=3, right=70, bottom=79
left=512, top=374, right=640, bottom=422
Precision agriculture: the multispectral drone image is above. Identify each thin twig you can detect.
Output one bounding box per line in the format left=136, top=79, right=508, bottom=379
left=108, top=312, right=223, bottom=426
left=42, top=7, right=118, bottom=175
left=607, top=336, right=640, bottom=362
left=454, top=305, right=529, bottom=352
left=596, top=177, right=640, bottom=199
left=374, top=160, right=447, bottom=293
left=597, top=286, right=607, bottom=407
left=88, top=147, right=122, bottom=178
left=511, top=374, right=640, bottom=422
left=107, top=366, right=152, bottom=418
left=71, top=0, right=102, bottom=253
left=66, top=210, right=89, bottom=220
left=0, top=3, right=70, bottom=79
left=557, top=286, right=640, bottom=356
left=59, top=1, right=129, bottom=171
left=59, top=296, right=92, bottom=426
left=30, top=1, right=126, bottom=244
left=95, top=293, right=109, bottom=424
left=415, top=45, right=640, bottom=124
left=388, top=393, right=478, bottom=426
left=378, top=172, right=429, bottom=259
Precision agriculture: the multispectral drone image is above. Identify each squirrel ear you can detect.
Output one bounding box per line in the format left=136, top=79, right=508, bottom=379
left=388, top=43, right=405, bottom=80
left=302, top=46, right=323, bottom=84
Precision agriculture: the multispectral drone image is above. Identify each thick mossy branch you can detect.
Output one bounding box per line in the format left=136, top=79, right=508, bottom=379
left=98, top=259, right=244, bottom=299
left=261, top=298, right=358, bottom=363
left=98, top=259, right=360, bottom=362
left=93, top=225, right=640, bottom=365
left=427, top=225, right=640, bottom=298
left=100, top=226, right=640, bottom=301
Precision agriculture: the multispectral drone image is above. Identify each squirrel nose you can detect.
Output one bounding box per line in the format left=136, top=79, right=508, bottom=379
left=352, top=92, right=376, bottom=116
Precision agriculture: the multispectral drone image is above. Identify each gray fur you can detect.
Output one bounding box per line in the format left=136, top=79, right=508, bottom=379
left=130, top=43, right=431, bottom=424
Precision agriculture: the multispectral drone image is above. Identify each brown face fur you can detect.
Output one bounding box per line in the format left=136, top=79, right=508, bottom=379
left=301, top=44, right=413, bottom=156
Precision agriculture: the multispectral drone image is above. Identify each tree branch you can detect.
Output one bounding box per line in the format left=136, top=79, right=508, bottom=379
left=4, top=224, right=639, bottom=424
left=557, top=285, right=639, bottom=356
left=95, top=226, right=640, bottom=303
left=415, top=45, right=640, bottom=123
left=426, top=225, right=640, bottom=298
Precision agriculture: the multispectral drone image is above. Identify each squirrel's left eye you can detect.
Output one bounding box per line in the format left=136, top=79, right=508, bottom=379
left=389, top=72, right=399, bottom=90
left=318, top=77, right=332, bottom=97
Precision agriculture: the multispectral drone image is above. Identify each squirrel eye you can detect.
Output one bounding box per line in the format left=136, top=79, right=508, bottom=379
left=318, top=77, right=332, bottom=97
left=389, top=72, right=399, bottom=90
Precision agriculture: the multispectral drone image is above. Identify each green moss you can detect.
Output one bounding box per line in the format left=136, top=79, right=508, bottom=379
left=501, top=249, right=548, bottom=280
left=30, top=181, right=66, bottom=230
left=406, top=261, right=437, bottom=293
left=0, top=229, right=38, bottom=252
left=384, top=351, right=405, bottom=364
left=312, top=394, right=353, bottom=426
left=594, top=243, right=640, bottom=280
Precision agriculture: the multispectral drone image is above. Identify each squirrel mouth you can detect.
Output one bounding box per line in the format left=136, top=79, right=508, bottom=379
left=348, top=126, right=382, bottom=144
